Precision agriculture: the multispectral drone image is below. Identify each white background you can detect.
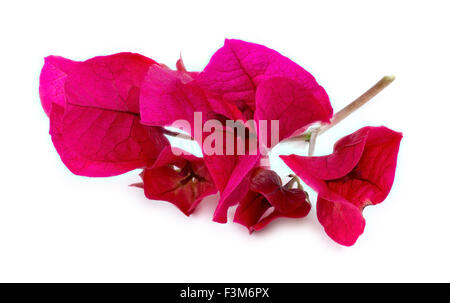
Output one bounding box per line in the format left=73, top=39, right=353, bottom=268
left=0, top=0, right=449, bottom=282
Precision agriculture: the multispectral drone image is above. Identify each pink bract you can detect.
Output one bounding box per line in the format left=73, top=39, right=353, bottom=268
left=197, top=39, right=332, bottom=122
left=39, top=56, right=77, bottom=116
left=255, top=77, right=332, bottom=146
left=40, top=53, right=168, bottom=177
left=139, top=65, right=211, bottom=128
left=281, top=126, right=402, bottom=245
left=316, top=197, right=366, bottom=246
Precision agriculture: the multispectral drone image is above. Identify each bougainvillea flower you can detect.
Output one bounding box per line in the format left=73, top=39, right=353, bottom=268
left=234, top=169, right=311, bottom=232
left=136, top=146, right=217, bottom=216
left=139, top=63, right=260, bottom=223
left=39, top=40, right=402, bottom=244
left=39, top=53, right=169, bottom=177
left=281, top=126, right=402, bottom=245
left=140, top=39, right=333, bottom=222
left=197, top=39, right=332, bottom=123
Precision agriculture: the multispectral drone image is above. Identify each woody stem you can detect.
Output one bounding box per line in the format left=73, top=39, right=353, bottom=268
left=306, top=75, right=396, bottom=156
left=319, top=75, right=395, bottom=135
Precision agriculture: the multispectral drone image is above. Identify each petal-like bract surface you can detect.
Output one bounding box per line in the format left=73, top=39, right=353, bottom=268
left=281, top=126, right=402, bottom=245
left=140, top=65, right=211, bottom=128
left=197, top=39, right=332, bottom=117
left=255, top=77, right=332, bottom=146
left=140, top=147, right=217, bottom=215
left=234, top=169, right=311, bottom=231
left=50, top=104, right=167, bottom=177
left=40, top=53, right=168, bottom=177
left=316, top=197, right=366, bottom=246
left=39, top=56, right=77, bottom=116
left=64, top=52, right=156, bottom=113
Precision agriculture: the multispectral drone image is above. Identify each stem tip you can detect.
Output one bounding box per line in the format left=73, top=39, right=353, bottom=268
left=382, top=75, right=396, bottom=83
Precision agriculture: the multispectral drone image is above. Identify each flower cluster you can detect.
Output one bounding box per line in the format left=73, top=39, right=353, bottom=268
left=39, top=39, right=402, bottom=246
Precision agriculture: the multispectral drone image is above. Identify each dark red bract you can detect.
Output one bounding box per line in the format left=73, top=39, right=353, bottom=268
left=137, top=146, right=216, bottom=216
left=234, top=169, right=311, bottom=232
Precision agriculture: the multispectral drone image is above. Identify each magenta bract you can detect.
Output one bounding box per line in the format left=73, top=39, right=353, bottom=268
left=40, top=53, right=168, bottom=177
left=197, top=39, right=332, bottom=118
left=281, top=126, right=402, bottom=245
left=255, top=77, right=332, bottom=146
